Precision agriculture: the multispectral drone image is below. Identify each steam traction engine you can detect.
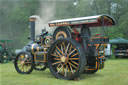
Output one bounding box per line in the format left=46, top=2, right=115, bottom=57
left=14, top=15, right=115, bottom=80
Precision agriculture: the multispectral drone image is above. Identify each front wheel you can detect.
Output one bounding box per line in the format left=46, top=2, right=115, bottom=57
left=14, top=51, right=34, bottom=74
left=48, top=38, right=86, bottom=80
left=0, top=51, right=9, bottom=63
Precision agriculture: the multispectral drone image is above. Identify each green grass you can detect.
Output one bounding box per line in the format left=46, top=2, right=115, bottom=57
left=1, top=59, right=128, bottom=85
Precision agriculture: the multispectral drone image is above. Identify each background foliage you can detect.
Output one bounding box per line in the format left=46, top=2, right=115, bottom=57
left=0, top=0, right=128, bottom=49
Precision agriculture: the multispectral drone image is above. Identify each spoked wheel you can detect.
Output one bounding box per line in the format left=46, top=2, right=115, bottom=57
left=48, top=38, right=86, bottom=80
left=1, top=51, right=9, bottom=63
left=14, top=51, right=34, bottom=74
left=53, top=26, right=72, bottom=40
left=34, top=62, right=47, bottom=71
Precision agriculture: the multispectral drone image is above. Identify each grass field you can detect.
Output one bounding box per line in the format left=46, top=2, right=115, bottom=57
left=0, top=59, right=128, bottom=85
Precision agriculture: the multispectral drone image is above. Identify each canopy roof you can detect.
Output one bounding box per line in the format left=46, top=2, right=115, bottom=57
left=49, top=14, right=115, bottom=27
left=109, top=37, right=128, bottom=44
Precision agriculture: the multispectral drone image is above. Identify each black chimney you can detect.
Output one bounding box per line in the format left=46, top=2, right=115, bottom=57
left=29, top=16, right=36, bottom=42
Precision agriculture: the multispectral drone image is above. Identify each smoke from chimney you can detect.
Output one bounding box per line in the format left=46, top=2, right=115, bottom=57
left=35, top=0, right=56, bottom=36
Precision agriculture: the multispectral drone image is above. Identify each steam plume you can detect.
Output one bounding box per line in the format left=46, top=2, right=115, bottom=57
left=35, top=0, right=56, bottom=35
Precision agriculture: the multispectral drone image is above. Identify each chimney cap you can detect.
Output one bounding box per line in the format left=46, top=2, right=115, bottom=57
left=29, top=15, right=40, bottom=21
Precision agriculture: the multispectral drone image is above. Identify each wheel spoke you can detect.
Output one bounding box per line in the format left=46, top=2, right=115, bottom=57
left=66, top=64, right=71, bottom=75
left=61, top=44, right=64, bottom=54
left=70, top=53, right=78, bottom=58
left=56, top=63, right=61, bottom=68
left=53, top=58, right=60, bottom=60
left=69, top=49, right=77, bottom=56
left=24, top=56, right=29, bottom=61
left=64, top=65, right=68, bottom=77
left=57, top=64, right=63, bottom=73
left=70, top=61, right=79, bottom=66
left=51, top=54, right=61, bottom=57
left=69, top=63, right=74, bottom=74
left=65, top=43, right=70, bottom=54
left=21, top=65, right=24, bottom=72
left=52, top=53, right=61, bottom=61
left=69, top=44, right=72, bottom=53
left=52, top=61, right=61, bottom=65
left=68, top=62, right=78, bottom=70
left=56, top=46, right=63, bottom=55
left=55, top=50, right=62, bottom=56
left=69, top=58, right=79, bottom=60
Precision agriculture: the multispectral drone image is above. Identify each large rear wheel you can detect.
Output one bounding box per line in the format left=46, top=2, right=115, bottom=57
left=14, top=51, right=34, bottom=74
left=48, top=38, right=86, bottom=80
